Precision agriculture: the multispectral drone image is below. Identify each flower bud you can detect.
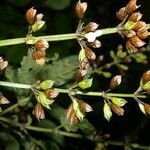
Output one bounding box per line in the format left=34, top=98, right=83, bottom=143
left=75, top=69, right=84, bottom=82
left=129, top=36, right=145, bottom=47
left=133, top=21, right=147, bottom=31
left=126, top=40, right=138, bottom=53
left=126, top=0, right=138, bottom=15
left=142, top=70, right=150, bottom=84
left=32, top=50, right=45, bottom=60
left=111, top=103, right=124, bottom=116
left=137, top=27, right=150, bottom=40
left=36, top=13, right=43, bottom=22
left=35, top=39, right=49, bottom=51
left=79, top=100, right=93, bottom=112
left=110, top=75, right=122, bottom=89
left=123, top=30, right=136, bottom=38
left=116, top=7, right=127, bottom=21
left=34, top=103, right=45, bottom=120
left=144, top=103, right=150, bottom=115
left=87, top=40, right=101, bottom=48
left=80, top=59, right=90, bottom=70
left=26, top=7, right=37, bottom=24
left=45, top=89, right=59, bottom=99
left=85, top=47, right=96, bottom=60
left=84, top=22, right=99, bottom=32
left=104, top=63, right=111, bottom=69
left=0, top=93, right=10, bottom=104
left=0, top=57, right=8, bottom=70
left=75, top=1, right=87, bottom=19
left=66, top=104, right=78, bottom=124
left=128, top=12, right=142, bottom=22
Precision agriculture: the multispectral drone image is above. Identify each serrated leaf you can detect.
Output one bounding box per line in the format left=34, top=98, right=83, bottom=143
left=111, top=97, right=127, bottom=107
left=17, top=50, right=43, bottom=84
left=39, top=55, right=78, bottom=85
left=142, top=81, right=150, bottom=90
left=138, top=102, right=146, bottom=114
left=45, top=0, right=71, bottom=10
left=103, top=101, right=112, bottom=121
left=78, top=78, right=93, bottom=89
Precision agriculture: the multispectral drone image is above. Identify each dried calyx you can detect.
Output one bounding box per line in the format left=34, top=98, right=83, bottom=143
left=32, top=39, right=49, bottom=65
left=116, top=0, right=150, bottom=53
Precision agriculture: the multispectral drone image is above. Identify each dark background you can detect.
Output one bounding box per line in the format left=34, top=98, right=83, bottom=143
left=0, top=0, right=150, bottom=149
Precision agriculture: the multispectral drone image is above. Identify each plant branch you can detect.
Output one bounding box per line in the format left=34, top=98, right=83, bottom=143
left=0, top=27, right=117, bottom=47
left=0, top=81, right=147, bottom=98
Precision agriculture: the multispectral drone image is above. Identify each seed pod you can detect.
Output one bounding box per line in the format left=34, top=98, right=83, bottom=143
left=80, top=59, right=90, bottom=70
left=79, top=100, right=93, bottom=112
left=34, top=103, right=45, bottom=120
left=144, top=103, right=150, bottom=115
left=111, top=103, right=124, bottom=116
left=87, top=40, right=101, bottom=48
left=116, top=7, right=127, bottom=21
left=35, top=39, right=49, bottom=51
left=123, top=30, right=136, bottom=38
left=0, top=93, right=10, bottom=104
left=126, top=0, right=138, bottom=15
left=45, top=89, right=59, bottom=99
left=133, top=21, right=147, bottom=31
left=129, top=36, right=145, bottom=47
left=142, top=70, right=150, bottom=84
left=26, top=7, right=37, bottom=24
left=84, top=22, right=99, bottom=32
left=75, top=69, right=84, bottom=82
left=85, top=47, right=96, bottom=60
left=32, top=50, right=45, bottom=60
left=110, top=75, right=122, bottom=89
left=128, top=12, right=142, bottom=22
left=0, top=57, right=8, bottom=70
left=137, top=27, right=150, bottom=40
left=75, top=1, right=87, bottom=19
left=126, top=40, right=138, bottom=53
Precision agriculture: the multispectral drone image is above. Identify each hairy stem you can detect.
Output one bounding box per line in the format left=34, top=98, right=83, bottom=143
left=0, top=28, right=117, bottom=47
left=0, top=81, right=147, bottom=98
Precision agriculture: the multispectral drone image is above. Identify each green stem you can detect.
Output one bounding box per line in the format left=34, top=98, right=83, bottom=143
left=0, top=27, right=117, bottom=47
left=0, top=116, right=82, bottom=138
left=0, top=81, right=147, bottom=98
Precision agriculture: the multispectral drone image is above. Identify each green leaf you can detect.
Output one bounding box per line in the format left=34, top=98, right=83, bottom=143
left=45, top=0, right=71, bottom=10
left=111, top=97, right=127, bottom=107
left=133, top=53, right=147, bottom=63
left=138, top=102, right=146, bottom=114
left=17, top=50, right=43, bottom=84
left=78, top=78, right=93, bottom=89
left=102, top=71, right=112, bottom=78
left=142, top=81, right=150, bottom=90
left=110, top=50, right=115, bottom=59
left=124, top=21, right=136, bottom=30
left=31, top=20, right=45, bottom=32
left=119, top=64, right=128, bottom=71
left=39, top=55, right=78, bottom=85
left=0, top=132, right=20, bottom=150
left=103, top=101, right=112, bottom=121
left=39, top=80, right=55, bottom=90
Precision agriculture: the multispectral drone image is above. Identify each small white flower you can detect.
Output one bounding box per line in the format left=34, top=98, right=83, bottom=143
left=85, top=30, right=103, bottom=42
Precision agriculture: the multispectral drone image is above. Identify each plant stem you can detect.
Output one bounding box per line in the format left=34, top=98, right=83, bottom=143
left=0, top=116, right=82, bottom=138
left=0, top=81, right=147, bottom=98
left=0, top=27, right=117, bottom=47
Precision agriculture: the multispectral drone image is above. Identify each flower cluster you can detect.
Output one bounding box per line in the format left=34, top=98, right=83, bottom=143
left=117, top=0, right=150, bottom=53
left=75, top=1, right=101, bottom=81
left=32, top=80, right=59, bottom=120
